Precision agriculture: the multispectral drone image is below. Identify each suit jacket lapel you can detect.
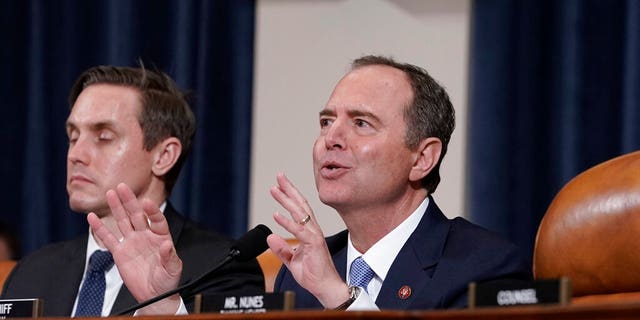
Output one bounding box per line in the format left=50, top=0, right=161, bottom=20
left=333, top=247, right=348, bottom=283
left=163, top=203, right=190, bottom=284
left=327, top=230, right=349, bottom=282
left=110, top=285, right=137, bottom=315
left=51, top=236, right=88, bottom=316
left=163, top=203, right=185, bottom=245
left=376, top=197, right=451, bottom=309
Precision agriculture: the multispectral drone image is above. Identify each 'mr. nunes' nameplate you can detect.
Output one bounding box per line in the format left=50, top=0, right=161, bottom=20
left=196, top=292, right=294, bottom=314
left=468, top=278, right=571, bottom=308
left=0, top=299, right=42, bottom=318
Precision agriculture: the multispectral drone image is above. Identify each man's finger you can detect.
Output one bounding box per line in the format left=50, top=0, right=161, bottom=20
left=106, top=190, right=137, bottom=238
left=159, top=241, right=182, bottom=277
left=267, top=233, right=294, bottom=267
left=116, top=183, right=149, bottom=231
left=87, top=212, right=121, bottom=251
left=143, top=199, right=170, bottom=235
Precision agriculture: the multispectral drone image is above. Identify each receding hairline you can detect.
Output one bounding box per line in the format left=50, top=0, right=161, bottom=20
left=345, top=63, right=415, bottom=110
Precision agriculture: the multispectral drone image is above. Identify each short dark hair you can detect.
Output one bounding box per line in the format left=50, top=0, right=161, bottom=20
left=351, top=55, right=455, bottom=194
left=68, top=65, right=196, bottom=194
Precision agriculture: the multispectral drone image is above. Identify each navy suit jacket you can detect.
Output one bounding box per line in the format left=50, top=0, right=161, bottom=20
left=274, top=197, right=532, bottom=310
left=1, top=203, right=264, bottom=316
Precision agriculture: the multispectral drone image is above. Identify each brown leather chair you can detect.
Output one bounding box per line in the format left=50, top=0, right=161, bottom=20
left=0, top=260, right=16, bottom=294
left=533, top=150, right=640, bottom=304
left=256, top=239, right=299, bottom=292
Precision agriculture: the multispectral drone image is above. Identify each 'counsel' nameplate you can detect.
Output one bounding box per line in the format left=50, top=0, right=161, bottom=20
left=468, top=278, right=571, bottom=308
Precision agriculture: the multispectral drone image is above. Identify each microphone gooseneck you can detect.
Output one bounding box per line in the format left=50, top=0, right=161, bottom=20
left=115, top=224, right=272, bottom=315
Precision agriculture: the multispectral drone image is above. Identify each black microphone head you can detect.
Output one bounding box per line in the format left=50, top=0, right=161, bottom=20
left=230, top=224, right=272, bottom=262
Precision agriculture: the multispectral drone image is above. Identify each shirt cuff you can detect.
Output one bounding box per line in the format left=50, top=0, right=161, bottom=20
left=175, top=298, right=188, bottom=315
left=131, top=298, right=188, bottom=316
left=346, top=288, right=379, bottom=311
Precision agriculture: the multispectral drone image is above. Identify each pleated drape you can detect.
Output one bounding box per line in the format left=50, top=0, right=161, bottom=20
left=469, top=0, right=640, bottom=257
left=0, top=0, right=255, bottom=255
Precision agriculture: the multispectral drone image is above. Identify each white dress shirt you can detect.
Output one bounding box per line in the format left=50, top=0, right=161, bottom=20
left=71, top=229, right=123, bottom=317
left=345, top=197, right=429, bottom=311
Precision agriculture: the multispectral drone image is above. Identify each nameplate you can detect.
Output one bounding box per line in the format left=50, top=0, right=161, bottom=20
left=468, top=278, right=571, bottom=308
left=0, top=299, right=42, bottom=318
left=194, top=291, right=295, bottom=314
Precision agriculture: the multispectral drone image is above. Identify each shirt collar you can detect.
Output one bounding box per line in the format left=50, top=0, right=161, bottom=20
left=347, top=197, right=429, bottom=282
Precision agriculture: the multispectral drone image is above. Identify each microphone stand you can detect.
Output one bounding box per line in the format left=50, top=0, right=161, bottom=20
left=114, top=250, right=239, bottom=315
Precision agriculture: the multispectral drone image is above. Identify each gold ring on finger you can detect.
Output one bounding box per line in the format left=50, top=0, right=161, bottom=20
left=298, top=214, right=311, bottom=226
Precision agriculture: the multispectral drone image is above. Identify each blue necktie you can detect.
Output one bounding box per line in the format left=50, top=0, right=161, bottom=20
left=74, top=250, right=114, bottom=317
left=349, top=257, right=374, bottom=293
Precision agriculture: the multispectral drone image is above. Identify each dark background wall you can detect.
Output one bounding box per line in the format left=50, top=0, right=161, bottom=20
left=0, top=0, right=256, bottom=256
left=469, top=0, right=640, bottom=258
left=1, top=0, right=639, bottom=264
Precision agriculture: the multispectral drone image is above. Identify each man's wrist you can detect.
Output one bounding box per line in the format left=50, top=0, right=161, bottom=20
left=135, top=294, right=182, bottom=316
left=317, top=282, right=351, bottom=309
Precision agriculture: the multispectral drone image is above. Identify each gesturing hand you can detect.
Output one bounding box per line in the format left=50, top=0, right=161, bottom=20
left=267, top=173, right=350, bottom=309
left=86, top=183, right=182, bottom=315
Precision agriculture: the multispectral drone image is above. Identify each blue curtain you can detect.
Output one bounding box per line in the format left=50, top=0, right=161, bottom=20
left=469, top=0, right=640, bottom=258
left=0, top=0, right=255, bottom=256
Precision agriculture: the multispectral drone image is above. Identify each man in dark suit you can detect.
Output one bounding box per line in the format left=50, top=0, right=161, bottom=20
left=1, top=66, right=263, bottom=316
left=266, top=56, right=531, bottom=310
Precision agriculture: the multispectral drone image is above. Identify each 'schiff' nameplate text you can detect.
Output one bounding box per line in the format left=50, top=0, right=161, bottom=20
left=0, top=299, right=42, bottom=318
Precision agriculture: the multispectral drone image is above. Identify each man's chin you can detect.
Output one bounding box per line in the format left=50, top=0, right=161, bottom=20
left=68, top=198, right=105, bottom=215
left=68, top=204, right=91, bottom=214
left=318, top=192, right=351, bottom=209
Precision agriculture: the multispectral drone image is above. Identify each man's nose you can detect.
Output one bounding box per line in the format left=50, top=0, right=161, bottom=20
left=68, top=137, right=90, bottom=165
left=324, top=119, right=347, bottom=150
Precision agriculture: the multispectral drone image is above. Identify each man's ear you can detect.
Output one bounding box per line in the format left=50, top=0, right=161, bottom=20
left=409, top=137, right=442, bottom=182
left=151, top=137, right=182, bottom=177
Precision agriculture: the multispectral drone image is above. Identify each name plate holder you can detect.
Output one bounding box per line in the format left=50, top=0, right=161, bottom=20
left=468, top=277, right=571, bottom=308
left=194, top=291, right=295, bottom=314
left=0, top=299, right=42, bottom=318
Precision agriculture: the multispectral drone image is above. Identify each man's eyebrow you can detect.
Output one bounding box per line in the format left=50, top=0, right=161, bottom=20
left=319, top=109, right=335, bottom=117
left=92, top=121, right=116, bottom=131
left=319, top=108, right=381, bottom=123
left=65, top=120, right=116, bottom=131
left=347, top=109, right=377, bottom=118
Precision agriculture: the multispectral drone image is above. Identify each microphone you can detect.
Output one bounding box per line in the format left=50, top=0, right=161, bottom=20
left=229, top=224, right=272, bottom=262
left=115, top=224, right=272, bottom=315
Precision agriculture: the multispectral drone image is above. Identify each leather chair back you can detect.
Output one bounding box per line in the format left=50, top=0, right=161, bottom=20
left=257, top=239, right=299, bottom=292
left=0, top=260, right=16, bottom=294
left=534, top=151, right=640, bottom=302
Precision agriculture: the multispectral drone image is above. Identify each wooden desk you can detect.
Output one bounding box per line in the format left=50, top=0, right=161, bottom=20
left=37, top=302, right=640, bottom=320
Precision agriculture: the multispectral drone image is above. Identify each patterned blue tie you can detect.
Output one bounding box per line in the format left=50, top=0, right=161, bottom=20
left=74, top=250, right=114, bottom=317
left=349, top=256, right=374, bottom=293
